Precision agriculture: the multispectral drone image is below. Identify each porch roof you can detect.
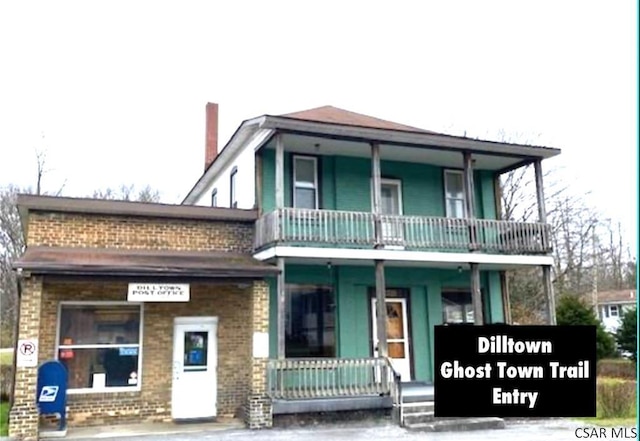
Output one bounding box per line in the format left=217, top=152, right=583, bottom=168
left=14, top=246, right=279, bottom=279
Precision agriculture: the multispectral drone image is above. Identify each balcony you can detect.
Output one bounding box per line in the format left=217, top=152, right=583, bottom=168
left=254, top=208, right=551, bottom=255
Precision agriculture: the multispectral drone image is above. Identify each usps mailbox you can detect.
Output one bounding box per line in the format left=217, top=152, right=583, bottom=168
left=37, top=360, right=68, bottom=431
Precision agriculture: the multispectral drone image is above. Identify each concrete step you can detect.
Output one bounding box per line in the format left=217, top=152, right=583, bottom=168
left=401, top=401, right=434, bottom=415
left=405, top=417, right=505, bottom=432
left=402, top=411, right=434, bottom=426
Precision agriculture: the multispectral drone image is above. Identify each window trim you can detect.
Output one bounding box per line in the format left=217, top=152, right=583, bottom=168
left=230, top=166, right=238, bottom=208
left=444, top=169, right=466, bottom=218
left=370, top=178, right=404, bottom=215
left=292, top=155, right=319, bottom=209
left=56, top=301, right=144, bottom=394
left=211, top=188, right=218, bottom=207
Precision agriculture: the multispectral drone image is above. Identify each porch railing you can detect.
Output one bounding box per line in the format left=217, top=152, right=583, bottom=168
left=255, top=207, right=551, bottom=254
left=267, top=357, right=399, bottom=401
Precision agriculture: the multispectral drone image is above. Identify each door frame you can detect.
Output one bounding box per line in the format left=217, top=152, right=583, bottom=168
left=172, top=316, right=218, bottom=419
left=367, top=288, right=414, bottom=380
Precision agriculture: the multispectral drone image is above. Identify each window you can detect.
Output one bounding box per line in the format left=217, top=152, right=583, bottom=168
left=285, top=284, right=335, bottom=357
left=211, top=188, right=218, bottom=207
left=444, top=170, right=466, bottom=218
left=230, top=167, right=238, bottom=208
left=609, top=305, right=619, bottom=317
left=442, top=291, right=474, bottom=324
left=57, top=303, right=142, bottom=392
left=293, top=156, right=318, bottom=209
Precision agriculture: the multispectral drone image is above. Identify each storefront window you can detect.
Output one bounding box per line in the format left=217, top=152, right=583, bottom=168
left=285, top=284, right=335, bottom=358
left=57, top=303, right=142, bottom=391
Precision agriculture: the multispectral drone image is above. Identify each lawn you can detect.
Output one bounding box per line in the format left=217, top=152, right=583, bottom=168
left=0, top=350, right=13, bottom=366
left=0, top=401, right=8, bottom=436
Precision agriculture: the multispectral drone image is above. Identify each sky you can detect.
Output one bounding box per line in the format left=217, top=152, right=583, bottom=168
left=0, top=1, right=637, bottom=256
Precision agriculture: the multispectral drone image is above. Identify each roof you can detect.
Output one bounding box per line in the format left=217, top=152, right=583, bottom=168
left=597, top=289, right=636, bottom=305
left=282, top=106, right=436, bottom=133
left=17, top=194, right=257, bottom=222
left=14, top=246, right=279, bottom=279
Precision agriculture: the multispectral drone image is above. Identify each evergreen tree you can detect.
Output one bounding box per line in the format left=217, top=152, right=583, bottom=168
left=615, top=307, right=637, bottom=362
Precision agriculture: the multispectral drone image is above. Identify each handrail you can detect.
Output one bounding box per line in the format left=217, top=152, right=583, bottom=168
left=255, top=208, right=552, bottom=254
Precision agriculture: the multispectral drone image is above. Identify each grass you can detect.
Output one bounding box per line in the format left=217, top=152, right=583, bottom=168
left=0, top=401, right=8, bottom=436
left=0, top=350, right=13, bottom=366
left=581, top=417, right=637, bottom=427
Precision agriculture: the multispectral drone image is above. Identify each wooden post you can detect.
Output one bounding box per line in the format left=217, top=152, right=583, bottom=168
left=276, top=258, right=286, bottom=359
left=470, top=263, right=483, bottom=325
left=375, top=260, right=388, bottom=357
left=500, top=271, right=512, bottom=324
left=535, top=159, right=556, bottom=325
left=543, top=265, right=556, bottom=325
left=463, top=152, right=477, bottom=249
left=275, top=133, right=284, bottom=209
left=371, top=142, right=382, bottom=248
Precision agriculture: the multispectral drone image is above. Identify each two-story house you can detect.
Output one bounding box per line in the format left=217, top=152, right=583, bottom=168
left=183, top=104, right=560, bottom=416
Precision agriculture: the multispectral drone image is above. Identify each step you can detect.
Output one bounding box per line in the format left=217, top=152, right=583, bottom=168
left=405, top=417, right=505, bottom=432
left=401, top=382, right=434, bottom=403
left=402, top=411, right=434, bottom=426
left=401, top=402, right=434, bottom=415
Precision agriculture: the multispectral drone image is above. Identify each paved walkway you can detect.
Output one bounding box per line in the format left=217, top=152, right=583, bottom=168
left=27, top=419, right=611, bottom=441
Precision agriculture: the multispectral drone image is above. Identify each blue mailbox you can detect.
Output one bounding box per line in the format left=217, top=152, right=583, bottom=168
left=37, top=360, right=68, bottom=431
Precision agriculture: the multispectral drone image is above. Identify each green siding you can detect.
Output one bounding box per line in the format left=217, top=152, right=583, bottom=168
left=260, top=150, right=497, bottom=220
left=268, top=264, right=505, bottom=382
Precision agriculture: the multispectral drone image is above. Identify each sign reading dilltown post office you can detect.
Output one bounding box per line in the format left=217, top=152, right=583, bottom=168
left=128, top=283, right=190, bottom=302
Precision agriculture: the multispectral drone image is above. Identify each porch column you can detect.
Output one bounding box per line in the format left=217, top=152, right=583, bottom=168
left=463, top=151, right=478, bottom=249
left=8, top=276, right=42, bottom=441
left=470, top=263, right=484, bottom=325
left=534, top=159, right=556, bottom=325
left=276, top=258, right=286, bottom=359
left=275, top=132, right=284, bottom=209
left=246, top=280, right=273, bottom=428
left=371, top=142, right=382, bottom=247
left=375, top=260, right=388, bottom=357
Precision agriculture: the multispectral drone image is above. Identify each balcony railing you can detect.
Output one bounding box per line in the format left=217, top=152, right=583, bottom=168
left=267, top=357, right=399, bottom=401
left=255, top=207, right=551, bottom=254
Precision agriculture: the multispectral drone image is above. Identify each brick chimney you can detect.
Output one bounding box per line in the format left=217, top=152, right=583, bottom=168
left=204, top=102, right=219, bottom=170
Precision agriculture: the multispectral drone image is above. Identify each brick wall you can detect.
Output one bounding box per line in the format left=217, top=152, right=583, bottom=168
left=9, top=205, right=273, bottom=439
left=36, top=280, right=253, bottom=426
left=27, top=212, right=254, bottom=252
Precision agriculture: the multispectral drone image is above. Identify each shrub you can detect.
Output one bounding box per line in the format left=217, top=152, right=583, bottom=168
left=556, top=295, right=617, bottom=360
left=598, top=358, right=637, bottom=380
left=0, top=365, right=13, bottom=402
left=615, top=307, right=637, bottom=362
left=596, top=378, right=636, bottom=419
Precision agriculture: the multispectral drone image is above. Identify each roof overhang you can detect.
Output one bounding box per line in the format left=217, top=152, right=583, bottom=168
left=14, top=246, right=279, bottom=279
left=183, top=112, right=561, bottom=203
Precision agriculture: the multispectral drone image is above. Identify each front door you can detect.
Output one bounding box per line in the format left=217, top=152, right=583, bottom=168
left=380, top=180, right=403, bottom=246
left=172, top=317, right=218, bottom=419
left=371, top=295, right=411, bottom=381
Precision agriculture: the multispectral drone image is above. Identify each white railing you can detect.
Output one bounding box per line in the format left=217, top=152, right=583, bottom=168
left=254, top=208, right=551, bottom=254
left=267, top=357, right=399, bottom=401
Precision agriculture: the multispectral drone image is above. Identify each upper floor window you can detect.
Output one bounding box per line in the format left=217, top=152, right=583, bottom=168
left=211, top=188, right=218, bottom=207
left=293, top=156, right=318, bottom=209
left=230, top=166, right=238, bottom=208
left=444, top=169, right=466, bottom=218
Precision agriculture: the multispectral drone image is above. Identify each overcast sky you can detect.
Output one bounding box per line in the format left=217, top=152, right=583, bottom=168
left=0, top=1, right=637, bottom=255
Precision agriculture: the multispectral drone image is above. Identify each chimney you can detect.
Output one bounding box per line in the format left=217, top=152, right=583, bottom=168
left=205, top=102, right=219, bottom=170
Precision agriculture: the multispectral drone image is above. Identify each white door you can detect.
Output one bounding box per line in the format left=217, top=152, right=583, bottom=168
left=371, top=296, right=411, bottom=381
left=380, top=180, right=403, bottom=246
left=172, top=317, right=218, bottom=419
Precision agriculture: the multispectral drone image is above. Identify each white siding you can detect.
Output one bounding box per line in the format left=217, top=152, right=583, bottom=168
left=194, top=141, right=256, bottom=209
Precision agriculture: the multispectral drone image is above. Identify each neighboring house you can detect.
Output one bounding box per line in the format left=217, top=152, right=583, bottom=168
left=183, top=104, right=560, bottom=415
left=597, top=289, right=636, bottom=333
